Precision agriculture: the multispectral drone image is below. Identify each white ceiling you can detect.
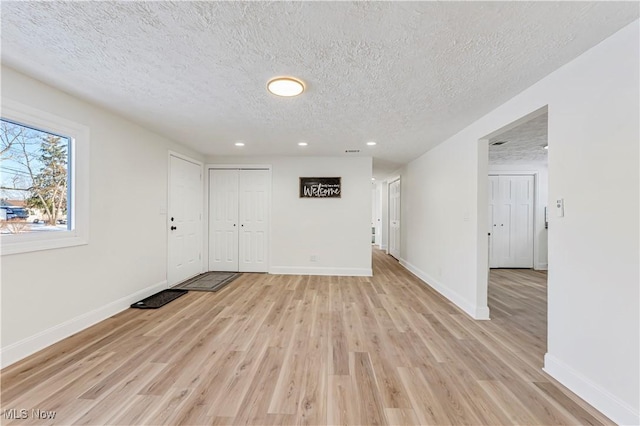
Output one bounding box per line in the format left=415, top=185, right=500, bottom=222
left=1, top=2, right=637, bottom=177
left=489, top=113, right=548, bottom=165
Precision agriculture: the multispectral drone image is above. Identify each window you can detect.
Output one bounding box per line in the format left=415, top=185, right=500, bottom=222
left=1, top=119, right=71, bottom=233
left=1, top=99, right=89, bottom=255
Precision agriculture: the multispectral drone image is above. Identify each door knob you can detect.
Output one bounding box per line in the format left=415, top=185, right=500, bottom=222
left=171, top=226, right=177, bottom=230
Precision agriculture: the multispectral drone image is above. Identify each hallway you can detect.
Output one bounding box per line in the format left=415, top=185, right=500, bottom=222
left=1, top=250, right=610, bottom=425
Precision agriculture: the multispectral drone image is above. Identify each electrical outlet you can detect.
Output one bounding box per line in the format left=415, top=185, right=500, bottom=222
left=310, top=255, right=318, bottom=262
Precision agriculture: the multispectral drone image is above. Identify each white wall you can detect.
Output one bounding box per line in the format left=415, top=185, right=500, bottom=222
left=0, top=66, right=203, bottom=367
left=488, top=164, right=548, bottom=270
left=399, top=20, right=639, bottom=424
left=400, top=136, right=488, bottom=318
left=207, top=156, right=372, bottom=276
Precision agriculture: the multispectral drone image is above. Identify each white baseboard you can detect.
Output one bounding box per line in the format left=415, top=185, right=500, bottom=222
left=544, top=353, right=639, bottom=425
left=535, top=262, right=548, bottom=271
left=269, top=266, right=373, bottom=277
left=399, top=258, right=490, bottom=320
left=0, top=280, right=167, bottom=369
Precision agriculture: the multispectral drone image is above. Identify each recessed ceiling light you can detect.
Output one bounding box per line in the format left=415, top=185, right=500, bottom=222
left=366, top=141, right=377, bottom=146
left=543, top=145, right=549, bottom=150
left=267, top=77, right=304, bottom=97
left=298, top=142, right=308, bottom=146
left=371, top=177, right=376, bottom=181
left=235, top=142, right=245, bottom=147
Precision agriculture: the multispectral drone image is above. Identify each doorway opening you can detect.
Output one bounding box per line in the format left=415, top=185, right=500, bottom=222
left=479, top=106, right=548, bottom=346
left=388, top=177, right=401, bottom=260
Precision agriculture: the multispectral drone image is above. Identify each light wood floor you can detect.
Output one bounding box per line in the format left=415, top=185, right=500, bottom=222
left=1, top=249, right=611, bottom=425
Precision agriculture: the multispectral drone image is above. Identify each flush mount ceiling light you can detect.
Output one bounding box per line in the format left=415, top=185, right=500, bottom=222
left=267, top=77, right=305, bottom=97
left=235, top=142, right=245, bottom=147
left=298, top=142, right=308, bottom=146
left=366, top=141, right=377, bottom=146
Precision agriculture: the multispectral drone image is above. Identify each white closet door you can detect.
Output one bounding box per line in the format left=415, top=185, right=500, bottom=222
left=489, top=175, right=534, bottom=268
left=488, top=175, right=501, bottom=268
left=209, top=169, right=239, bottom=271
left=389, top=179, right=401, bottom=259
left=510, top=175, right=535, bottom=267
left=238, top=170, right=269, bottom=272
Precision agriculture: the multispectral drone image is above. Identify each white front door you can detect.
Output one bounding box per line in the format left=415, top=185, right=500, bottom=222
left=238, top=170, right=270, bottom=272
left=208, top=168, right=270, bottom=273
left=489, top=174, right=534, bottom=268
left=389, top=178, right=401, bottom=259
left=168, top=154, right=203, bottom=285
left=209, top=169, right=239, bottom=271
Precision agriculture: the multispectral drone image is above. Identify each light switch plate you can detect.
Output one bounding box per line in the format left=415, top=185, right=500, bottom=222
left=556, top=198, right=564, bottom=217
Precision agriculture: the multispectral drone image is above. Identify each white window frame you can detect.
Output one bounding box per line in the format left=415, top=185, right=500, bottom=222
left=1, top=98, right=89, bottom=255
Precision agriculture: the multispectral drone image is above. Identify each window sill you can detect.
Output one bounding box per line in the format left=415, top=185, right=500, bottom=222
left=1, top=232, right=88, bottom=256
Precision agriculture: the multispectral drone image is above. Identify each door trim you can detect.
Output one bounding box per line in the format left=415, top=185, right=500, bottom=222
left=205, top=164, right=272, bottom=273
left=167, top=151, right=204, bottom=285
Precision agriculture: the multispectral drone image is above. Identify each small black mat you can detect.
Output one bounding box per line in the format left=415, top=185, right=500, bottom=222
left=130, top=289, right=188, bottom=309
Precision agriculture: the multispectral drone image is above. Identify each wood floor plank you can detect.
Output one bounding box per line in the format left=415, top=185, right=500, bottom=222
left=0, top=249, right=614, bottom=425
left=352, top=351, right=387, bottom=425
left=327, top=375, right=359, bottom=426
left=71, top=362, right=166, bottom=425
left=384, top=407, right=420, bottom=425
left=232, top=346, right=284, bottom=426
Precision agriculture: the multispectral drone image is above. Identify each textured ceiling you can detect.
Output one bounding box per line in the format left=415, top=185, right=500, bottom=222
left=489, top=113, right=548, bottom=165
left=1, top=2, right=637, bottom=177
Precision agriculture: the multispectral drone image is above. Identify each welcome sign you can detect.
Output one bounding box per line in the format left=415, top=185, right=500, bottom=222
left=299, top=177, right=341, bottom=198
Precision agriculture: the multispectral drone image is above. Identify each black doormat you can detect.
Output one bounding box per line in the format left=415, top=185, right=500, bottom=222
left=172, top=271, right=241, bottom=292
left=130, top=289, right=188, bottom=309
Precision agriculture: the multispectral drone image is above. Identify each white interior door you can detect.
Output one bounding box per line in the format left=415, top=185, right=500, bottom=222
left=389, top=179, right=401, bottom=259
left=238, top=170, right=269, bottom=272
left=489, top=175, right=534, bottom=268
left=168, top=154, right=202, bottom=285
left=209, top=169, right=239, bottom=271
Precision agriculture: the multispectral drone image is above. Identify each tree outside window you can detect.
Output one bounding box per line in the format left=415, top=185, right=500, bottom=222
left=1, top=118, right=71, bottom=234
